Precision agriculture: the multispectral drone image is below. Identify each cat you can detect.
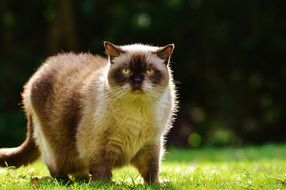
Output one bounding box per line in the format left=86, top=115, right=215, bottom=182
left=0, top=41, right=177, bottom=184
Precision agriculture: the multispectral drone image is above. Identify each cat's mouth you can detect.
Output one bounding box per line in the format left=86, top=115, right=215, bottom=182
left=131, top=89, right=144, bottom=94
left=130, top=83, right=144, bottom=94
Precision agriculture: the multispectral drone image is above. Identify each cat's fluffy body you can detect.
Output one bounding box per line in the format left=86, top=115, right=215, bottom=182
left=0, top=42, right=177, bottom=183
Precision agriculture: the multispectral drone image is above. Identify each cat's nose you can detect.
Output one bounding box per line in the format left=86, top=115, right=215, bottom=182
left=132, top=76, right=144, bottom=83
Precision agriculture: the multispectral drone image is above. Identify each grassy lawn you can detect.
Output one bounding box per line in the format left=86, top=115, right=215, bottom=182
left=1, top=144, right=286, bottom=189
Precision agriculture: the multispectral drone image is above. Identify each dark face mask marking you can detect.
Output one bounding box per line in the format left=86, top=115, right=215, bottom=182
left=110, top=54, right=165, bottom=91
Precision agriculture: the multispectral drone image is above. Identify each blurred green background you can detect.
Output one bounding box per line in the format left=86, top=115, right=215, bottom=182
left=0, top=0, right=285, bottom=148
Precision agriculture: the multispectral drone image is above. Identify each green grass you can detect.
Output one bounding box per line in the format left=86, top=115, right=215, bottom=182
left=1, top=144, right=286, bottom=189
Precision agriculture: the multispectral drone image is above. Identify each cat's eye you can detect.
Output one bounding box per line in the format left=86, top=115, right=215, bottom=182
left=122, top=67, right=131, bottom=75
left=146, top=68, right=154, bottom=75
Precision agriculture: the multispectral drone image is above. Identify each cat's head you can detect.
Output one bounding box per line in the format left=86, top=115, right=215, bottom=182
left=104, top=41, right=174, bottom=99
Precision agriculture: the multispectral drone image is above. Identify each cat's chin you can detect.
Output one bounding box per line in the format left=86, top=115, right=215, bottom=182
left=131, top=89, right=144, bottom=94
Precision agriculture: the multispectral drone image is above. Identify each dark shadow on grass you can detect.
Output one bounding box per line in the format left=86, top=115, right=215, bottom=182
left=30, top=176, right=177, bottom=189
left=86, top=180, right=177, bottom=190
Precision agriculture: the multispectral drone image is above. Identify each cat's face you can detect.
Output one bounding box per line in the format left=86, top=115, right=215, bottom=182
left=105, top=42, right=174, bottom=99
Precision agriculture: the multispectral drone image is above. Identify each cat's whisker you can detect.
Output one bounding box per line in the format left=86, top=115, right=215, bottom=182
left=173, top=80, right=182, bottom=85
left=111, top=91, right=127, bottom=104
left=107, top=91, right=126, bottom=103
left=104, top=87, right=127, bottom=99
left=144, top=88, right=161, bottom=101
left=104, top=86, right=130, bottom=101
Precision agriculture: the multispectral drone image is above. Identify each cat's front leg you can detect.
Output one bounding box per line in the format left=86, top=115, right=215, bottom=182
left=131, top=143, right=160, bottom=184
left=87, top=148, right=114, bottom=183
left=87, top=142, right=124, bottom=183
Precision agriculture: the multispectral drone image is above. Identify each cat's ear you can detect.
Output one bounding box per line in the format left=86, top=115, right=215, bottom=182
left=104, top=41, right=124, bottom=62
left=155, top=44, right=175, bottom=64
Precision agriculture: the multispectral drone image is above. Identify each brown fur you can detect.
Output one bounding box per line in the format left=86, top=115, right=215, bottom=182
left=28, top=53, right=106, bottom=178
left=0, top=42, right=177, bottom=184
left=131, top=144, right=160, bottom=183
left=0, top=114, right=40, bottom=167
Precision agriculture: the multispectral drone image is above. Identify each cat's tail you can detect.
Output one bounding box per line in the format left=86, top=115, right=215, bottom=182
left=0, top=115, right=40, bottom=167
